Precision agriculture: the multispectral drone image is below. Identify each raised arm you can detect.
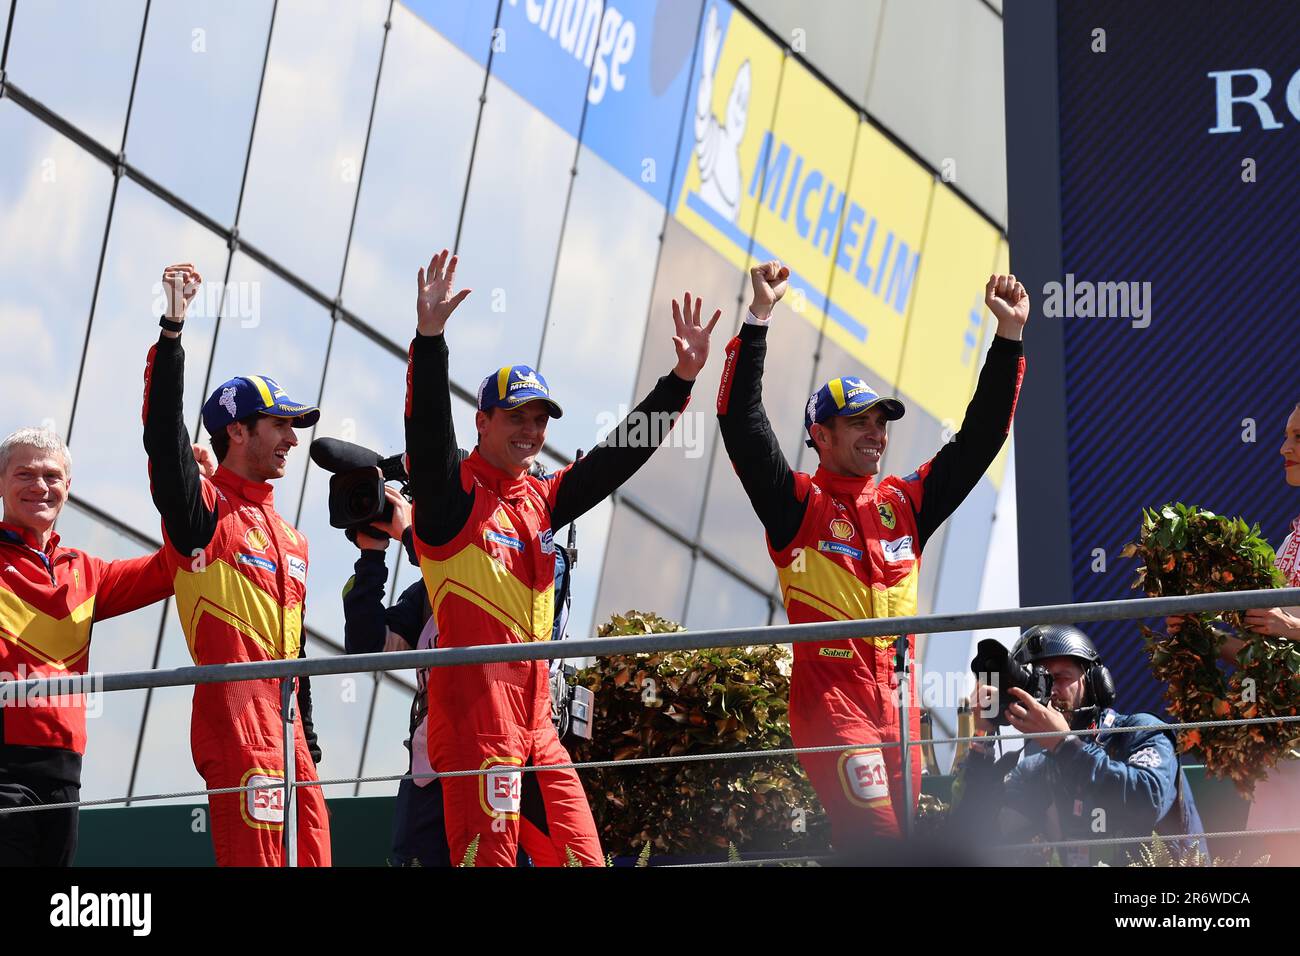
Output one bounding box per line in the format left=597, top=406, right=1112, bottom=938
left=910, top=274, right=1028, bottom=551
left=548, top=292, right=717, bottom=530
left=405, top=249, right=473, bottom=548
left=141, top=263, right=217, bottom=557
left=715, top=261, right=806, bottom=552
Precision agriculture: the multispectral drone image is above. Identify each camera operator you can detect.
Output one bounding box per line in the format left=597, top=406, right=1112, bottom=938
left=950, top=624, right=1207, bottom=865
left=339, top=484, right=447, bottom=865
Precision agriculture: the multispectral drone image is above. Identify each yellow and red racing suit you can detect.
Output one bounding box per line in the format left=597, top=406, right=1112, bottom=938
left=142, top=337, right=329, bottom=867
left=717, top=320, right=1023, bottom=849
left=404, top=332, right=693, bottom=866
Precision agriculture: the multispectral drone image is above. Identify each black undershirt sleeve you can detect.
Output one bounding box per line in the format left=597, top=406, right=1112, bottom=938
left=404, top=334, right=474, bottom=548
left=914, top=335, right=1023, bottom=551
left=715, top=324, right=807, bottom=553
left=549, top=373, right=695, bottom=531
left=141, top=334, right=217, bottom=555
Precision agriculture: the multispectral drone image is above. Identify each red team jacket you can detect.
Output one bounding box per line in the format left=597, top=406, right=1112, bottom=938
left=0, top=522, right=171, bottom=776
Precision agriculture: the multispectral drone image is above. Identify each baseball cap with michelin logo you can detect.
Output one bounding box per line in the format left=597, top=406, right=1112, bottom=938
left=804, top=377, right=905, bottom=448
left=476, top=365, right=564, bottom=419
left=201, top=375, right=320, bottom=435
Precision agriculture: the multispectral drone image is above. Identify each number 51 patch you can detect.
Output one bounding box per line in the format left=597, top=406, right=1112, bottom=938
left=839, top=749, right=890, bottom=806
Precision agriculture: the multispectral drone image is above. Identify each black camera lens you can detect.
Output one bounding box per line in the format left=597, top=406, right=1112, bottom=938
left=345, top=481, right=378, bottom=519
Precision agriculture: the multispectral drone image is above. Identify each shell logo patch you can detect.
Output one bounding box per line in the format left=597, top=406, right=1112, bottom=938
left=877, top=503, right=896, bottom=530
left=245, top=527, right=271, bottom=552
left=829, top=518, right=854, bottom=540
left=494, top=508, right=515, bottom=533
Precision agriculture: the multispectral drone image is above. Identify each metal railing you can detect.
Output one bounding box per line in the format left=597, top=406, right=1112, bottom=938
left=4, top=586, right=1299, bottom=866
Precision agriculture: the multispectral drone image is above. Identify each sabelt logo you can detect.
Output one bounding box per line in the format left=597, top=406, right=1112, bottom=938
left=819, top=647, right=854, bottom=659
left=829, top=518, right=854, bottom=541
left=245, top=527, right=271, bottom=552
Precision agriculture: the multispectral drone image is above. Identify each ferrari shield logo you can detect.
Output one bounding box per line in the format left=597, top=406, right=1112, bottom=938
left=877, top=503, right=896, bottom=530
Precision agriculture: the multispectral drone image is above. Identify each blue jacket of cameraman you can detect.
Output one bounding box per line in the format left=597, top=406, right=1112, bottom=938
left=954, top=709, right=1207, bottom=866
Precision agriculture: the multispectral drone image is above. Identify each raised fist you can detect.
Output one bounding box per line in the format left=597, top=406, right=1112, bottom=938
left=161, top=263, right=202, bottom=322
left=985, top=274, right=1029, bottom=338
left=748, top=260, right=790, bottom=320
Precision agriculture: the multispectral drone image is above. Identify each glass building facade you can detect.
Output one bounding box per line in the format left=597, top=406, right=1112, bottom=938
left=0, top=0, right=1013, bottom=803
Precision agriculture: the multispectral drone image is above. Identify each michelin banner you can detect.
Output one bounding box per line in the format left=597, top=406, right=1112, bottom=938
left=670, top=0, right=1003, bottom=428
left=408, top=0, right=1007, bottom=438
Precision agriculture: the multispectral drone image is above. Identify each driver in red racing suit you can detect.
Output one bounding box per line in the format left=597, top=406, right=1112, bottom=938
left=715, top=263, right=1028, bottom=853
left=141, top=262, right=329, bottom=866
left=404, top=249, right=720, bottom=866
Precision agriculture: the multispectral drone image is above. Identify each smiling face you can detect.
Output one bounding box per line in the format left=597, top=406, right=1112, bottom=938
left=0, top=446, right=70, bottom=540
left=1281, top=406, right=1300, bottom=487
left=476, top=403, right=550, bottom=476
left=225, top=415, right=299, bottom=482
left=813, top=407, right=889, bottom=478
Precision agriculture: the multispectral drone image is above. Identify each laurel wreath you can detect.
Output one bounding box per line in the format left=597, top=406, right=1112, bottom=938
left=1122, top=504, right=1300, bottom=797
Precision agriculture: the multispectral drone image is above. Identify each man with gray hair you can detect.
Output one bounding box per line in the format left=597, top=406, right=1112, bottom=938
left=0, top=427, right=176, bottom=865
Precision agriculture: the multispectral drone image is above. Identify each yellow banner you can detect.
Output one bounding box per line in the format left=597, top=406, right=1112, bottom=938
left=673, top=0, right=1004, bottom=427
left=673, top=3, right=782, bottom=272
left=745, top=59, right=856, bottom=338
left=822, top=123, right=932, bottom=386
left=895, top=185, right=1001, bottom=424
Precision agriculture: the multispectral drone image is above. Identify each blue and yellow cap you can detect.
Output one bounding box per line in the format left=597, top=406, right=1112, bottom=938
left=804, top=377, right=905, bottom=447
left=201, top=375, right=320, bottom=435
left=476, top=365, right=564, bottom=419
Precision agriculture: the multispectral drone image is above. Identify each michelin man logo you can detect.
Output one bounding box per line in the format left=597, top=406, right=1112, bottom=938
left=219, top=387, right=239, bottom=420
left=694, top=4, right=751, bottom=223
left=805, top=393, right=818, bottom=425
